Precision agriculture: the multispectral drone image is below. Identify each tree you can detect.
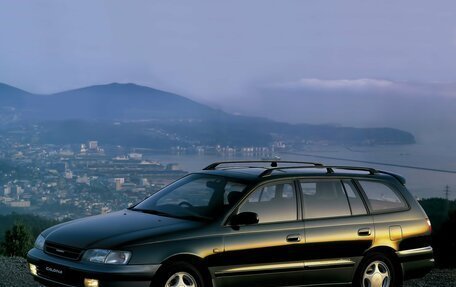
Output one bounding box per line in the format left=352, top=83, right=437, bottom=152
left=1, top=223, right=33, bottom=257
left=433, top=209, right=456, bottom=267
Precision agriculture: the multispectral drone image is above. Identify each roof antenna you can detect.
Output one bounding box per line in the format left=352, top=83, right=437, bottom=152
left=271, top=161, right=278, bottom=167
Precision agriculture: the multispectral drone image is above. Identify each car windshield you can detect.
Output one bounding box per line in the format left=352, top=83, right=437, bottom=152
left=132, top=174, right=248, bottom=221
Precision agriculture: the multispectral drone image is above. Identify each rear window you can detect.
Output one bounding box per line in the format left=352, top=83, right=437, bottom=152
left=358, top=180, right=407, bottom=212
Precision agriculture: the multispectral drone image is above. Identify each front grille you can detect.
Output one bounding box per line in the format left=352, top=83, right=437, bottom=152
left=36, top=263, right=82, bottom=286
left=45, top=242, right=83, bottom=261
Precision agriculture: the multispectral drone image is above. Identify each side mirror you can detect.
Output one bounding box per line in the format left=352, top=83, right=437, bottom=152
left=230, top=212, right=259, bottom=226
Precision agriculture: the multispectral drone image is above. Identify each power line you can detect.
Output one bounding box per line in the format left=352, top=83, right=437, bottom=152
left=283, top=152, right=456, bottom=174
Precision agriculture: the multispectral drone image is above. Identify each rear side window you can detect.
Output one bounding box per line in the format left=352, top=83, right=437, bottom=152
left=300, top=180, right=351, bottom=219
left=358, top=180, right=407, bottom=212
left=342, top=180, right=367, bottom=216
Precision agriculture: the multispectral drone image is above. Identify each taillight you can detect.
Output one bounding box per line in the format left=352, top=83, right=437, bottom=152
left=426, top=218, right=432, bottom=233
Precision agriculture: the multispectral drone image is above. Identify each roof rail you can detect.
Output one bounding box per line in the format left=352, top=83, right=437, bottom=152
left=323, top=166, right=378, bottom=175
left=259, top=165, right=379, bottom=177
left=202, top=162, right=405, bottom=183
left=323, top=167, right=405, bottom=184
left=203, top=160, right=324, bottom=170
left=327, top=167, right=405, bottom=184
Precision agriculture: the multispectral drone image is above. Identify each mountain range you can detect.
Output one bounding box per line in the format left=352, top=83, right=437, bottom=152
left=0, top=82, right=415, bottom=147
left=0, top=82, right=220, bottom=121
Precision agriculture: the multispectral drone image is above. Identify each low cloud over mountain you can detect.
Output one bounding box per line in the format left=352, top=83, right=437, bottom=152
left=223, top=79, right=456, bottom=145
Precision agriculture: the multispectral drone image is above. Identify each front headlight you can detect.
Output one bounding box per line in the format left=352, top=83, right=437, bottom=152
left=34, top=235, right=45, bottom=250
left=82, top=249, right=131, bottom=265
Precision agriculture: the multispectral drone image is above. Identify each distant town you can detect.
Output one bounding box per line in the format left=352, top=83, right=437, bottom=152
left=0, top=133, right=285, bottom=220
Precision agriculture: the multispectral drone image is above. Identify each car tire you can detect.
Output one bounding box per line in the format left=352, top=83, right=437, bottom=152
left=153, top=261, right=208, bottom=287
left=354, top=252, right=402, bottom=287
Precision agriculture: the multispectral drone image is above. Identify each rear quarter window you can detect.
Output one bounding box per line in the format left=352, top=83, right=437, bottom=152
left=358, top=180, right=407, bottom=213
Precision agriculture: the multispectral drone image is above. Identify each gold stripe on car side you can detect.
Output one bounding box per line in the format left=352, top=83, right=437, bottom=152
left=215, top=259, right=355, bottom=276
left=304, top=259, right=355, bottom=269
left=396, top=246, right=433, bottom=257
left=216, top=262, right=304, bottom=275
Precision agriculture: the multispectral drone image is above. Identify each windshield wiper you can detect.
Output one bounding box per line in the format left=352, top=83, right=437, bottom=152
left=174, top=214, right=212, bottom=222
left=132, top=208, right=211, bottom=222
left=132, top=208, right=176, bottom=218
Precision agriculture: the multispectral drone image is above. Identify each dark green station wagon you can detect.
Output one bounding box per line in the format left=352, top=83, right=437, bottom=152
left=27, top=161, right=434, bottom=287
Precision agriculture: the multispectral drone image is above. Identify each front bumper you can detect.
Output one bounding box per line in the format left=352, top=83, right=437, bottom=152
left=27, top=248, right=160, bottom=287
left=397, top=246, right=434, bottom=280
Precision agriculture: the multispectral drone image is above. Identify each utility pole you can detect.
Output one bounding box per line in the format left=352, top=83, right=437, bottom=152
left=444, top=185, right=451, bottom=219
left=444, top=185, right=450, bottom=201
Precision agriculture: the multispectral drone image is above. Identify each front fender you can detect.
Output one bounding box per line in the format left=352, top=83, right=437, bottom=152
left=127, top=235, right=224, bottom=265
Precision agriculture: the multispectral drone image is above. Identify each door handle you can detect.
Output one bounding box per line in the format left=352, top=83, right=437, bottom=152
left=358, top=228, right=372, bottom=236
left=286, top=234, right=302, bottom=242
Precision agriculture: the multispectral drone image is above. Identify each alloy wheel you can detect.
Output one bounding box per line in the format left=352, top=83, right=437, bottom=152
left=362, top=260, right=391, bottom=287
left=165, top=271, right=198, bottom=287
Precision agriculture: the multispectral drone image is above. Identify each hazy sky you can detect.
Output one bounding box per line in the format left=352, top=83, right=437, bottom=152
left=0, top=1, right=455, bottom=94
left=1, top=0, right=456, bottom=138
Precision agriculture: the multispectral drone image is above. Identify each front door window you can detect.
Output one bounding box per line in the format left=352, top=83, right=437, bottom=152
left=238, top=182, right=298, bottom=224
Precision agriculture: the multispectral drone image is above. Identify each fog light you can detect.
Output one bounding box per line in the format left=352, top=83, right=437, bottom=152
left=29, top=263, right=37, bottom=276
left=84, top=278, right=99, bottom=287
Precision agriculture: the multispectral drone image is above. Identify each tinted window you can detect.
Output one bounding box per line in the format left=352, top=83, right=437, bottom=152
left=134, top=174, right=247, bottom=220
left=223, top=181, right=249, bottom=206
left=156, top=177, right=214, bottom=207
left=358, top=180, right=406, bottom=212
left=300, top=180, right=351, bottom=219
left=238, top=182, right=297, bottom=224
left=342, top=180, right=367, bottom=216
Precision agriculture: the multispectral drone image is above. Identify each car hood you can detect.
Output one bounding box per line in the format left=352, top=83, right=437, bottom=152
left=43, top=209, right=204, bottom=249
